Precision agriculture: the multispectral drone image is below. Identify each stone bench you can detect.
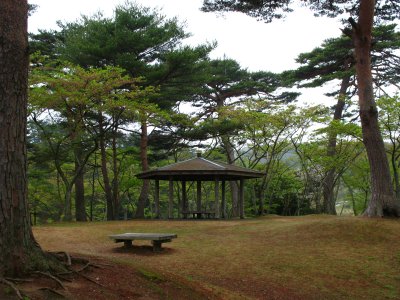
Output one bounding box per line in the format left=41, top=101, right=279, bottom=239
left=109, top=233, right=177, bottom=252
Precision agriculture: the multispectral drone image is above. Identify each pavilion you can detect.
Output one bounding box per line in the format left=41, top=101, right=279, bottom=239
left=136, top=153, right=264, bottom=219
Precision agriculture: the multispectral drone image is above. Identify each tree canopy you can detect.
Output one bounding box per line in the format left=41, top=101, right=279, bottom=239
left=202, top=0, right=400, bottom=23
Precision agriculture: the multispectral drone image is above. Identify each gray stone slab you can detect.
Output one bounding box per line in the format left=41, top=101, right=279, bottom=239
left=109, top=233, right=177, bottom=241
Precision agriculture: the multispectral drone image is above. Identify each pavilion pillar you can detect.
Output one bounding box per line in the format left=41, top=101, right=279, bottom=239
left=215, top=178, right=220, bottom=219
left=221, top=180, right=226, bottom=218
left=239, top=179, right=245, bottom=219
left=197, top=181, right=202, bottom=218
left=168, top=178, right=173, bottom=219
left=182, top=181, right=187, bottom=218
left=155, top=180, right=160, bottom=219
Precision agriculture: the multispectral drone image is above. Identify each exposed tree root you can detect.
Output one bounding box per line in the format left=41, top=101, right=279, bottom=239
left=55, top=274, right=73, bottom=282
left=72, top=269, right=105, bottom=287
left=38, top=287, right=66, bottom=298
left=54, top=251, right=72, bottom=266
left=0, top=277, right=24, bottom=299
left=1, top=253, right=104, bottom=299
left=33, top=271, right=66, bottom=289
left=5, top=277, right=33, bottom=283
left=76, top=262, right=91, bottom=272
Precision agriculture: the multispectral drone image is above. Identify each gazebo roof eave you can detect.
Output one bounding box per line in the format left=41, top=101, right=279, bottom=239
left=136, top=169, right=265, bottom=181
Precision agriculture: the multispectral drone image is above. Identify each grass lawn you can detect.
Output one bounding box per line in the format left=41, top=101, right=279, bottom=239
left=33, top=215, right=400, bottom=299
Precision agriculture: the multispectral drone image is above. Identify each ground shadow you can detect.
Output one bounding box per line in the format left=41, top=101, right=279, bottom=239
left=111, top=245, right=177, bottom=256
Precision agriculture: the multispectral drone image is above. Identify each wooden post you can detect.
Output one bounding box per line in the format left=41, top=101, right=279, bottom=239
left=215, top=178, right=220, bottom=219
left=182, top=181, right=187, bottom=218
left=239, top=179, right=245, bottom=219
left=168, top=178, right=173, bottom=219
left=155, top=180, right=160, bottom=219
left=197, top=181, right=202, bottom=218
left=222, top=180, right=226, bottom=219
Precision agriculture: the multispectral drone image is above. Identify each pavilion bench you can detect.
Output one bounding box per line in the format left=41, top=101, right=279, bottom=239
left=182, top=211, right=216, bottom=219
left=109, top=233, right=177, bottom=252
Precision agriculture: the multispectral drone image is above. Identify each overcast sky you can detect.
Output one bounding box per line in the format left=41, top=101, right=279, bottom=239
left=29, top=0, right=346, bottom=105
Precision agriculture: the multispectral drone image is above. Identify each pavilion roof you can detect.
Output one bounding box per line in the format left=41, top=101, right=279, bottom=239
left=136, top=156, right=265, bottom=181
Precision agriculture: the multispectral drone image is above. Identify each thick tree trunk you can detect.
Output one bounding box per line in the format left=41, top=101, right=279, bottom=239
left=74, top=158, right=86, bottom=221
left=0, top=0, right=63, bottom=277
left=99, top=115, right=114, bottom=220
left=322, top=75, right=350, bottom=215
left=352, top=0, right=400, bottom=217
left=135, top=116, right=150, bottom=218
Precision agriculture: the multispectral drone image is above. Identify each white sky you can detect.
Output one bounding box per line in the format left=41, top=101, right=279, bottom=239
left=28, top=0, right=344, bottom=105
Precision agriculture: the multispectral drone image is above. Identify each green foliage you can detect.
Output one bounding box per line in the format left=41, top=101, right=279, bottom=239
left=342, top=155, right=371, bottom=215
left=264, top=165, right=304, bottom=215
left=377, top=95, right=400, bottom=198
left=57, top=4, right=185, bottom=69
left=202, top=1, right=400, bottom=23
left=282, top=24, right=400, bottom=93
left=315, top=119, right=362, bottom=140
left=30, top=62, right=154, bottom=112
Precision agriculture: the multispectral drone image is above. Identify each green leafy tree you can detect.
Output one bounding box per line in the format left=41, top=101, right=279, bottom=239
left=188, top=58, right=297, bottom=216
left=224, top=101, right=300, bottom=215
left=202, top=0, right=400, bottom=217
left=282, top=24, right=400, bottom=214
left=377, top=95, right=400, bottom=200
left=30, top=64, right=148, bottom=221
left=27, top=139, right=63, bottom=223
left=342, top=155, right=371, bottom=215
left=38, top=3, right=213, bottom=218
left=265, top=165, right=304, bottom=216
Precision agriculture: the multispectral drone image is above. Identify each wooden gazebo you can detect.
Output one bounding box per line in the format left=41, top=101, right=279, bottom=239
left=136, top=153, right=264, bottom=219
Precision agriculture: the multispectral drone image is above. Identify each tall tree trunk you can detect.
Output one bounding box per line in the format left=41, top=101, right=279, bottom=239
left=258, top=179, right=266, bottom=215
left=390, top=147, right=400, bottom=200
left=322, top=75, right=351, bottom=215
left=56, top=173, right=63, bottom=221
left=221, top=136, right=240, bottom=217
left=99, top=114, right=114, bottom=220
left=63, top=187, right=74, bottom=221
left=90, top=153, right=98, bottom=221
left=51, top=155, right=74, bottom=221
left=74, top=157, right=86, bottom=222
left=351, top=0, right=400, bottom=217
left=217, top=96, right=240, bottom=217
left=135, top=116, right=150, bottom=218
left=0, top=0, right=62, bottom=277
left=112, top=131, right=119, bottom=220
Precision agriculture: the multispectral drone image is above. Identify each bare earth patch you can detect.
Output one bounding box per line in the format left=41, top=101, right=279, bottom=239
left=0, top=254, right=214, bottom=300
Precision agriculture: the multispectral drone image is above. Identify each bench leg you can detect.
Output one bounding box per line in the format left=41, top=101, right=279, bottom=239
left=124, top=240, right=133, bottom=248
left=152, top=240, right=163, bottom=252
